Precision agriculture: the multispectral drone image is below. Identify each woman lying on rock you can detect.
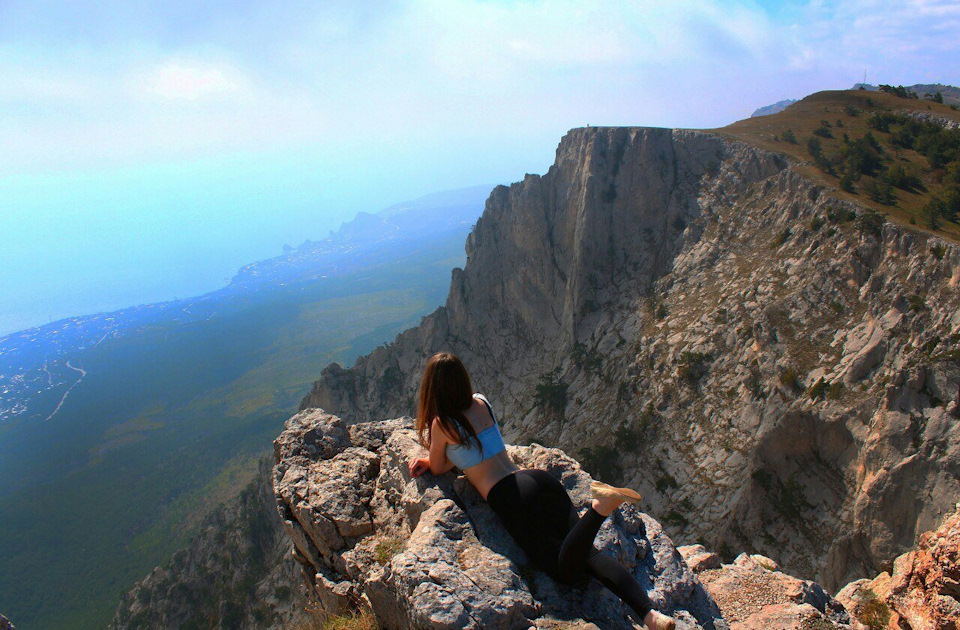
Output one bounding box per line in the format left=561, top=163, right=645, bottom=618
left=408, top=352, right=677, bottom=630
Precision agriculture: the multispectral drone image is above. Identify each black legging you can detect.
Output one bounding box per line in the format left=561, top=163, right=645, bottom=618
left=486, top=469, right=652, bottom=621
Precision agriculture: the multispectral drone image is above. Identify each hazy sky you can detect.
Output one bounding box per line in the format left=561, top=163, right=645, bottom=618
left=1, top=0, right=958, bottom=333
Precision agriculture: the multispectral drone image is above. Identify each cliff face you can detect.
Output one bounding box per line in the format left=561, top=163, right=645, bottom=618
left=303, top=127, right=783, bottom=419
left=300, top=126, right=960, bottom=590
left=110, top=460, right=310, bottom=629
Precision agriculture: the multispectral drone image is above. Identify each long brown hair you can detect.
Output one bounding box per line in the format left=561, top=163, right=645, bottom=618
left=416, top=352, right=479, bottom=449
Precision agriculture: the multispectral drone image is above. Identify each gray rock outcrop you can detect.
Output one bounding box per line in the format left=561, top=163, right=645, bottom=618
left=299, top=125, right=960, bottom=590
left=273, top=409, right=727, bottom=629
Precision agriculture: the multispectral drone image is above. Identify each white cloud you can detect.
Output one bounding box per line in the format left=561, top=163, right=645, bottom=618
left=140, top=60, right=247, bottom=101
left=0, top=0, right=957, bottom=175
left=790, top=0, right=960, bottom=77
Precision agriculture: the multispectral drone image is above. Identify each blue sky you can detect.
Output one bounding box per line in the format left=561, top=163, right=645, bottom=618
left=1, top=0, right=958, bottom=334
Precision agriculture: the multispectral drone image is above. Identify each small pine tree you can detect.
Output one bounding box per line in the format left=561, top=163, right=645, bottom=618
left=840, top=172, right=855, bottom=192
left=807, top=137, right=832, bottom=172
left=925, top=198, right=944, bottom=230
left=884, top=164, right=922, bottom=191
left=865, top=178, right=895, bottom=205
left=857, top=209, right=885, bottom=238
left=943, top=189, right=960, bottom=223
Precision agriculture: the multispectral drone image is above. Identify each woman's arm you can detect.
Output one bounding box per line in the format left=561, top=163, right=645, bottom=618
left=427, top=417, right=457, bottom=475
left=409, top=417, right=457, bottom=477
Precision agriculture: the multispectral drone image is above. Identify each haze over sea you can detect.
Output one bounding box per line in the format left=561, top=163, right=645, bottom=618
left=0, top=149, right=529, bottom=336
left=0, top=155, right=333, bottom=335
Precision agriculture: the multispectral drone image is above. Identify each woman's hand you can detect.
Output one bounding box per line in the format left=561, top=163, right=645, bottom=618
left=408, top=457, right=430, bottom=478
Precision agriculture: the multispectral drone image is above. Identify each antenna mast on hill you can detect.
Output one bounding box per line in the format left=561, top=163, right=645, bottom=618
left=863, top=69, right=867, bottom=86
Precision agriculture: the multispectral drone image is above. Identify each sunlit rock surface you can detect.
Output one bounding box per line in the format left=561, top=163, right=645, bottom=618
left=273, top=409, right=725, bottom=629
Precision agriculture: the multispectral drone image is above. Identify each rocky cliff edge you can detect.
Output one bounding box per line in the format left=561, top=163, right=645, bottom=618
left=272, top=409, right=857, bottom=629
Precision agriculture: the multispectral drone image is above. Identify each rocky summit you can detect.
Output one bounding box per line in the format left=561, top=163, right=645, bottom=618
left=300, top=123, right=960, bottom=592
left=272, top=409, right=861, bottom=629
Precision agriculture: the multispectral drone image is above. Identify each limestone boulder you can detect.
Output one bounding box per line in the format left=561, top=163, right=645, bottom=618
left=678, top=545, right=722, bottom=573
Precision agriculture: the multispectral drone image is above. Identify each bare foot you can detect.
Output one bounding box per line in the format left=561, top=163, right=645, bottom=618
left=643, top=610, right=676, bottom=630
left=591, top=496, right=625, bottom=517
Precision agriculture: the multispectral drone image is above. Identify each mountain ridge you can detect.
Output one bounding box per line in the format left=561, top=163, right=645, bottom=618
left=852, top=83, right=960, bottom=105
left=750, top=98, right=798, bottom=118
left=112, top=91, right=959, bottom=628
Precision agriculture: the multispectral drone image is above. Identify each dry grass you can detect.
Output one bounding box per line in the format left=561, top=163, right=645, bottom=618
left=293, top=603, right=380, bottom=630
left=374, top=536, right=405, bottom=565
left=856, top=588, right=892, bottom=630
left=319, top=610, right=379, bottom=630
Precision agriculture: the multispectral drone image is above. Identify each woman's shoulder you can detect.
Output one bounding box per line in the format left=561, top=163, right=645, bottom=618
left=472, top=393, right=497, bottom=419
left=431, top=416, right=458, bottom=443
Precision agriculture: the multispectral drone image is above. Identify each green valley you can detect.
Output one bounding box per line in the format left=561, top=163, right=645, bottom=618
left=0, top=187, right=487, bottom=628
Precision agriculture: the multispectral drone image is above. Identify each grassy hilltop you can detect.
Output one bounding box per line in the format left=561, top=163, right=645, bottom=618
left=717, top=88, right=960, bottom=243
